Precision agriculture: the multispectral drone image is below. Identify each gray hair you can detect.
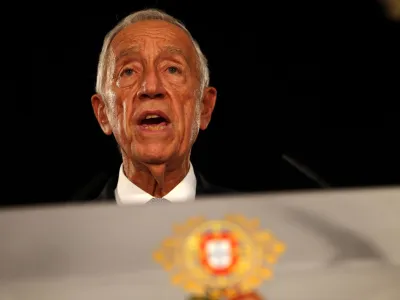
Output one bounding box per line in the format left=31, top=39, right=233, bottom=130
left=95, top=9, right=210, bottom=98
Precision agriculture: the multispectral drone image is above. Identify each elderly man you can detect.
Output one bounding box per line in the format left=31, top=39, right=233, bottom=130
left=83, top=9, right=233, bottom=204
left=73, top=8, right=325, bottom=204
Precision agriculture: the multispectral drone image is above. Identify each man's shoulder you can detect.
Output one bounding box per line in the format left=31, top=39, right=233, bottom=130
left=194, top=170, right=236, bottom=195
left=71, top=171, right=118, bottom=202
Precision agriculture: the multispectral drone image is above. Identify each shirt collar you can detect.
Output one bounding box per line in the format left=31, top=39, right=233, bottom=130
left=115, top=163, right=197, bottom=205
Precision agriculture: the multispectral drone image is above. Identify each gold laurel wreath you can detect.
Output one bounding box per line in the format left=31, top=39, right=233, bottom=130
left=153, top=215, right=285, bottom=298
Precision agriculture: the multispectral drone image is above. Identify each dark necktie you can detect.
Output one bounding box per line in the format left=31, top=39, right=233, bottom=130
left=147, top=197, right=170, bottom=204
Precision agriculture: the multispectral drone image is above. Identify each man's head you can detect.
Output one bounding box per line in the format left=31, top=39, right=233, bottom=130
left=91, top=9, right=217, bottom=170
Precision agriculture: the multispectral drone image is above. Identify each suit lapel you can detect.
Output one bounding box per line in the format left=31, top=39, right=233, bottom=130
left=194, top=169, right=210, bottom=195
left=97, top=173, right=118, bottom=201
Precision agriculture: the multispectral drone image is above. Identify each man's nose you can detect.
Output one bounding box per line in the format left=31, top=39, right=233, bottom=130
left=137, top=69, right=166, bottom=100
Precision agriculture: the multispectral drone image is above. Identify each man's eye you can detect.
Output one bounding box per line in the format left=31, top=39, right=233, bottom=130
left=167, top=66, right=179, bottom=74
left=121, top=68, right=134, bottom=77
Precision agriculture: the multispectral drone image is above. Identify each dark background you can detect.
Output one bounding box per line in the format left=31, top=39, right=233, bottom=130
left=4, top=0, right=400, bottom=205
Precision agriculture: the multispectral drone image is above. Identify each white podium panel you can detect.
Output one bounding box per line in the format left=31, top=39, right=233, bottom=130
left=1, top=187, right=399, bottom=299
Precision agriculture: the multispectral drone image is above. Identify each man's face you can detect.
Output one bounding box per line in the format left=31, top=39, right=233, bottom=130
left=92, top=20, right=216, bottom=166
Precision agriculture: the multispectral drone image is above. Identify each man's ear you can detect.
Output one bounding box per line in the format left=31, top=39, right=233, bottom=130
left=200, top=87, right=217, bottom=130
left=91, top=94, right=113, bottom=135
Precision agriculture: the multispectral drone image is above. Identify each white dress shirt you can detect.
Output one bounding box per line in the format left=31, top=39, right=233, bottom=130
left=115, top=163, right=197, bottom=205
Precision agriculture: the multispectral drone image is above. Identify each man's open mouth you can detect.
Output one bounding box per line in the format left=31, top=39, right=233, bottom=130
left=138, top=111, right=171, bottom=131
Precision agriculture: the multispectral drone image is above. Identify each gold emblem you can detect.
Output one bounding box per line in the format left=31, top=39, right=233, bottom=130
left=153, top=215, right=285, bottom=298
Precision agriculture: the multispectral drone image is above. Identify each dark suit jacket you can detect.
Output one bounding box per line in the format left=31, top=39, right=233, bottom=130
left=72, top=169, right=235, bottom=202
left=71, top=155, right=327, bottom=202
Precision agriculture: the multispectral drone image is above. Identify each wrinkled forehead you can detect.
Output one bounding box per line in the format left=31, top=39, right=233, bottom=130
left=109, top=20, right=196, bottom=64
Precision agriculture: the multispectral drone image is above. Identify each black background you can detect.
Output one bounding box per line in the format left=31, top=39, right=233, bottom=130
left=4, top=0, right=400, bottom=205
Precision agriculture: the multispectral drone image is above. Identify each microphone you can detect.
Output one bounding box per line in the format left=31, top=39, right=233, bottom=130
left=282, top=154, right=330, bottom=188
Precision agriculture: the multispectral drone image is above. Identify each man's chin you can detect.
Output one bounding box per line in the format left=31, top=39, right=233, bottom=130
left=131, top=142, right=180, bottom=165
left=140, top=156, right=169, bottom=165
left=134, top=149, right=174, bottom=165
